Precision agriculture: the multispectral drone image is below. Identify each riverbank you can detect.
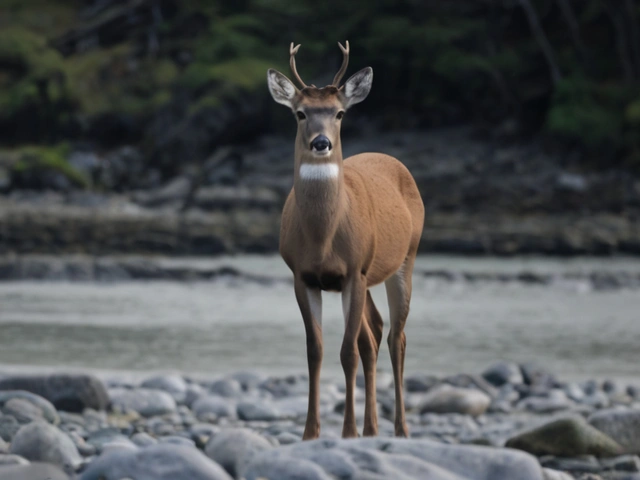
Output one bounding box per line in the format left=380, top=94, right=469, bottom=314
left=0, top=363, right=639, bottom=479
left=2, top=129, right=639, bottom=257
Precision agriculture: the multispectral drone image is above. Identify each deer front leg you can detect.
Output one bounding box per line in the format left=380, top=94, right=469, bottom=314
left=294, top=278, right=323, bottom=440
left=340, top=273, right=366, bottom=438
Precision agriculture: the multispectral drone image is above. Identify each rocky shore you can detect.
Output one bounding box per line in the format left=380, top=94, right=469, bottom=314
left=2, top=129, right=640, bottom=257
left=0, top=362, right=639, bottom=479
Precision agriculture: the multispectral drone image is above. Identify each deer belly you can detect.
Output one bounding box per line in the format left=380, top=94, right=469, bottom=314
left=301, top=271, right=345, bottom=292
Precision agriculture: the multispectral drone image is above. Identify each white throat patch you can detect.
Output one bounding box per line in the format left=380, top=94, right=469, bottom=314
left=299, top=163, right=339, bottom=181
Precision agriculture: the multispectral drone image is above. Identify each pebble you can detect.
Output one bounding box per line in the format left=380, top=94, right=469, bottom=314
left=140, top=374, right=188, bottom=404
left=482, top=361, right=524, bottom=387
left=0, top=463, right=70, bottom=480
left=589, top=409, right=640, bottom=454
left=237, top=400, right=280, bottom=421
left=192, top=395, right=237, bottom=420
left=108, top=388, right=177, bottom=417
left=419, top=384, right=491, bottom=416
left=204, top=427, right=273, bottom=478
left=0, top=391, right=59, bottom=424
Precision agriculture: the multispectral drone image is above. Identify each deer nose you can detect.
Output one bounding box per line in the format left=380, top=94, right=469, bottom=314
left=310, top=135, right=332, bottom=152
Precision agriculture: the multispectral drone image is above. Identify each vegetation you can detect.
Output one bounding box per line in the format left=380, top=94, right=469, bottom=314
left=0, top=0, right=639, bottom=170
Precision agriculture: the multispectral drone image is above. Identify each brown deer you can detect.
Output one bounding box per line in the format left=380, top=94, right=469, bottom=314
left=267, top=42, right=424, bottom=439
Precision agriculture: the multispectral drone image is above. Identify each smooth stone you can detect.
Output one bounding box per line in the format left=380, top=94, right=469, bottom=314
left=0, top=416, right=21, bottom=442
left=243, top=455, right=334, bottom=480
left=517, top=390, right=573, bottom=413
left=192, top=395, right=237, bottom=420
left=9, top=421, right=82, bottom=474
left=2, top=398, right=46, bottom=424
left=0, top=374, right=109, bottom=412
left=520, top=363, right=557, bottom=388
left=0, top=454, right=29, bottom=465
left=184, top=384, right=206, bottom=408
left=141, top=374, right=188, bottom=404
left=209, top=379, right=243, bottom=398
left=108, top=388, right=176, bottom=417
left=204, top=428, right=273, bottom=478
left=589, top=409, right=640, bottom=454
left=0, top=391, right=59, bottom=424
left=87, top=427, right=132, bottom=452
left=540, top=455, right=600, bottom=473
left=0, top=434, right=7, bottom=453
left=79, top=443, right=233, bottom=480
left=237, top=400, right=280, bottom=421
left=405, top=374, right=439, bottom=393
left=506, top=417, right=623, bottom=457
left=482, top=361, right=524, bottom=387
left=418, top=384, right=491, bottom=416
left=131, top=432, right=158, bottom=447
left=542, top=468, right=576, bottom=480
left=229, top=372, right=266, bottom=391
left=600, top=455, right=640, bottom=472
left=159, top=435, right=196, bottom=447
left=0, top=463, right=70, bottom=480
left=276, top=431, right=301, bottom=445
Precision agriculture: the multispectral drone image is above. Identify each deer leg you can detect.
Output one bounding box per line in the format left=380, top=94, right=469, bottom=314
left=294, top=277, right=323, bottom=440
left=384, top=259, right=414, bottom=437
left=340, top=274, right=366, bottom=438
left=358, top=290, right=383, bottom=436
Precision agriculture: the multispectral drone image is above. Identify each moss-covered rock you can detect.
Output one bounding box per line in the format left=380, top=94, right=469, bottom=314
left=9, top=144, right=89, bottom=190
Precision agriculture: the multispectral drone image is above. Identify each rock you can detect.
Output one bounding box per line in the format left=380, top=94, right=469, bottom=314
left=209, top=379, right=243, bottom=398
left=589, top=409, right=640, bottom=454
left=1, top=398, right=48, bottom=424
left=79, top=443, right=233, bottom=480
left=237, top=400, right=280, bottom=421
left=0, top=391, right=59, bottom=424
left=87, top=427, right=132, bottom=453
left=204, top=428, right=273, bottom=478
left=600, top=455, right=640, bottom=472
left=0, top=463, right=70, bottom=480
left=108, top=388, right=176, bottom=417
left=521, top=363, right=557, bottom=388
left=132, top=176, right=191, bottom=207
left=9, top=421, right=82, bottom=474
left=543, top=468, right=576, bottom=480
left=0, top=454, right=29, bottom=465
left=405, top=374, right=439, bottom=393
left=229, top=371, right=266, bottom=391
left=516, top=390, right=573, bottom=413
left=140, top=374, right=188, bottom=404
left=243, top=455, right=334, bottom=480
left=192, top=395, right=237, bottom=420
left=131, top=432, right=158, bottom=447
left=506, top=417, right=623, bottom=457
left=540, top=455, right=600, bottom=473
left=158, top=435, right=196, bottom=447
left=482, top=361, right=524, bottom=387
left=0, top=416, right=21, bottom=442
left=0, top=436, right=7, bottom=453
left=418, top=384, right=491, bottom=416
left=0, top=374, right=109, bottom=412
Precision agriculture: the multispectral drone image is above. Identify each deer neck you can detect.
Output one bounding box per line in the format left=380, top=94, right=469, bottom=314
left=293, top=140, right=346, bottom=249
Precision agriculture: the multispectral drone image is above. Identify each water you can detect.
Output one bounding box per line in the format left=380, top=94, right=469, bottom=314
left=1, top=255, right=639, bottom=382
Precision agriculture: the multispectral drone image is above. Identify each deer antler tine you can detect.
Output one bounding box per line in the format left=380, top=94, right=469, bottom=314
left=332, top=40, right=350, bottom=87
left=289, top=42, right=307, bottom=89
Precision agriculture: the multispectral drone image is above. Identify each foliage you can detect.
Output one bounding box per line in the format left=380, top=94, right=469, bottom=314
left=11, top=143, right=89, bottom=188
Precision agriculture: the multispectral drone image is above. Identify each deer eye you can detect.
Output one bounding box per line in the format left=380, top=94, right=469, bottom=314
left=336, top=111, right=345, bottom=120
left=296, top=111, right=306, bottom=120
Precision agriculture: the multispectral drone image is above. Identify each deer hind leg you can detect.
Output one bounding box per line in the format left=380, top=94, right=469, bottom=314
left=294, top=277, right=323, bottom=440
left=358, top=290, right=383, bottom=436
left=384, top=258, right=414, bottom=437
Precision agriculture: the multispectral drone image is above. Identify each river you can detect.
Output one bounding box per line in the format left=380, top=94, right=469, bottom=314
left=1, top=255, right=639, bottom=382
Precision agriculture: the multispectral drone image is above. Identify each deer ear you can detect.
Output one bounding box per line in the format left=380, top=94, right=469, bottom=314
left=267, top=69, right=298, bottom=109
left=342, top=67, right=373, bottom=108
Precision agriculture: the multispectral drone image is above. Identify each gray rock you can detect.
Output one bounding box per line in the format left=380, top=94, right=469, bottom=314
left=192, top=395, right=237, bottom=420
left=209, top=379, right=243, bottom=398
left=276, top=431, right=301, bottom=445
left=0, top=374, right=109, bottom=412
left=600, top=455, right=640, bottom=472
left=79, top=443, right=233, bottom=480
left=419, top=384, right=491, bottom=416
left=0, top=435, right=7, bottom=453
left=141, top=374, right=188, bottom=404
left=229, top=371, right=266, bottom=391
left=506, top=416, right=623, bottom=457
left=482, top=361, right=524, bottom=387
left=405, top=374, right=439, bottom=393
left=108, top=388, right=176, bottom=417
left=542, top=468, right=576, bottom=480
left=204, top=428, right=273, bottom=478
left=589, top=409, right=640, bottom=454
left=0, top=463, right=70, bottom=480
left=237, top=400, right=280, bottom=421
left=0, top=415, right=21, bottom=442
left=159, top=435, right=196, bottom=447
left=243, top=455, right=334, bottom=480
left=0, top=454, right=29, bottom=466
left=517, top=390, right=573, bottom=413
left=1, top=398, right=47, bottom=424
left=184, top=383, right=206, bottom=408
left=0, top=391, right=59, bottom=424
left=87, top=427, right=132, bottom=453
left=9, top=421, right=82, bottom=474
left=131, top=432, right=158, bottom=447
left=540, top=455, right=600, bottom=473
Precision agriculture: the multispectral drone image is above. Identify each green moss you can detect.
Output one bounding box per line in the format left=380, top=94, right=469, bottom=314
left=625, top=98, right=640, bottom=125
left=12, top=144, right=89, bottom=189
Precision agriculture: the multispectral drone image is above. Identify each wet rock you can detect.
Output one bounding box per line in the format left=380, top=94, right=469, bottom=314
left=418, top=384, right=491, bottom=416
left=0, top=374, right=109, bottom=412
left=589, top=409, right=640, bottom=454
left=108, top=388, right=176, bottom=417
left=482, top=361, right=524, bottom=387
left=0, top=416, right=21, bottom=442
left=0, top=391, right=59, bottom=424
left=0, top=463, right=70, bottom=480
left=506, top=417, right=623, bottom=457
left=9, top=421, right=82, bottom=474
left=204, top=428, right=273, bottom=478
left=79, top=443, right=233, bottom=480
left=192, top=395, right=237, bottom=420
left=0, top=454, right=29, bottom=465
left=237, top=400, right=280, bottom=421
left=140, top=374, right=188, bottom=404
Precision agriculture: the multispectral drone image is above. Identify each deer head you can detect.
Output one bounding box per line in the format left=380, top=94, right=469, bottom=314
left=267, top=42, right=373, bottom=158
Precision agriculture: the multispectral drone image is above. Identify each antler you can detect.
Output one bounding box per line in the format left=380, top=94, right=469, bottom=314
left=332, top=41, right=350, bottom=87
left=289, top=42, right=307, bottom=89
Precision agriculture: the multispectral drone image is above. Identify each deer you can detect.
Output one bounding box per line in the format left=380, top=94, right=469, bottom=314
left=267, top=41, right=424, bottom=439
